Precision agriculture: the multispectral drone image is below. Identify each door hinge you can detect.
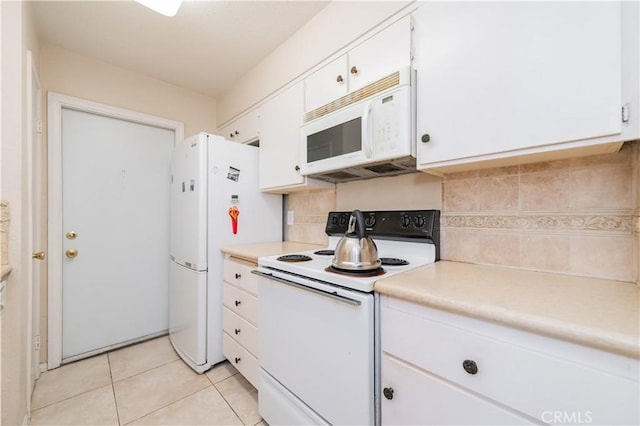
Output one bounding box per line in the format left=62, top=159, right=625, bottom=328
left=34, top=335, right=41, bottom=350
left=622, top=104, right=630, bottom=123
left=36, top=119, right=43, bottom=133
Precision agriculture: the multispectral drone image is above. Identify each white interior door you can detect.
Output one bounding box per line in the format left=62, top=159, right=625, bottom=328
left=60, top=107, right=174, bottom=361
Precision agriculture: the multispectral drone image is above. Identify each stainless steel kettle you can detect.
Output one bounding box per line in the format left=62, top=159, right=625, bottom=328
left=332, top=210, right=381, bottom=271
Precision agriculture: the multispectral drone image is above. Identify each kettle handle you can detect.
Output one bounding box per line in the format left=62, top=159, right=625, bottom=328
left=349, top=209, right=366, bottom=238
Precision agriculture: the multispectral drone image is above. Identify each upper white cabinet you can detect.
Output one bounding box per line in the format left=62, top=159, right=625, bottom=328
left=414, top=1, right=632, bottom=173
left=217, top=108, right=260, bottom=145
left=259, top=82, right=334, bottom=193
left=304, top=15, right=413, bottom=112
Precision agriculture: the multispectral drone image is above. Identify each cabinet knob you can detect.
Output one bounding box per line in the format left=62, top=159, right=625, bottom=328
left=235, top=273, right=241, bottom=279
left=229, top=133, right=234, bottom=138
left=234, top=357, right=241, bottom=364
left=421, top=134, right=431, bottom=143
left=294, top=165, right=300, bottom=171
left=350, top=66, right=359, bottom=75
left=336, top=75, right=344, bottom=83
left=383, top=387, right=394, bottom=400
left=234, top=328, right=241, bottom=335
left=234, top=130, right=239, bottom=135
left=462, top=359, right=478, bottom=375
left=234, top=300, right=241, bottom=307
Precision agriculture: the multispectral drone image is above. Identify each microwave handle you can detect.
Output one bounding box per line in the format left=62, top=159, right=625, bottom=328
left=362, top=100, right=374, bottom=159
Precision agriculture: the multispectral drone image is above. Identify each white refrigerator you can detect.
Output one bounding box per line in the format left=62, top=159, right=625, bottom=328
left=169, top=132, right=282, bottom=373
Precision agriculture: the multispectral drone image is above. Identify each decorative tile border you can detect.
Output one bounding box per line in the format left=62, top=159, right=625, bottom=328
left=442, top=214, right=634, bottom=234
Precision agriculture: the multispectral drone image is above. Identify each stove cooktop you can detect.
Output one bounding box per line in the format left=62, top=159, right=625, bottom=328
left=258, top=210, right=440, bottom=293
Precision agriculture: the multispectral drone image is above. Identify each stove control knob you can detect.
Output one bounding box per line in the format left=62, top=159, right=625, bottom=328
left=339, top=214, right=348, bottom=226
left=364, top=215, right=376, bottom=228
left=383, top=387, right=394, bottom=400
left=331, top=215, right=339, bottom=225
left=400, top=215, right=411, bottom=228
left=414, top=216, right=426, bottom=228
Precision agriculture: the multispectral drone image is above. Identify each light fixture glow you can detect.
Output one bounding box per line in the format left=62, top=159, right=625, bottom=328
left=135, top=0, right=182, bottom=17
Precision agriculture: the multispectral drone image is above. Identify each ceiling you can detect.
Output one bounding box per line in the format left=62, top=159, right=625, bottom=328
left=30, top=0, right=329, bottom=99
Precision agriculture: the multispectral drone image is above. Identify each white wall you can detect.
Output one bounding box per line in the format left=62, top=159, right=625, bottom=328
left=216, top=1, right=412, bottom=124
left=41, top=44, right=217, bottom=137
left=1, top=1, right=40, bottom=424
left=37, top=43, right=217, bottom=364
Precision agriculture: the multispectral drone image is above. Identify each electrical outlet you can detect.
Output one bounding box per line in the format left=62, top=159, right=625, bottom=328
left=34, top=335, right=41, bottom=350
left=287, top=210, right=294, bottom=225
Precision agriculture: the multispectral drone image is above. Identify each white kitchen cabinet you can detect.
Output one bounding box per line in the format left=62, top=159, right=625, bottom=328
left=303, top=15, right=412, bottom=113
left=222, top=257, right=260, bottom=390
left=380, top=296, right=640, bottom=425
left=217, top=108, right=260, bottom=145
left=259, top=82, right=334, bottom=193
left=414, top=1, right=632, bottom=173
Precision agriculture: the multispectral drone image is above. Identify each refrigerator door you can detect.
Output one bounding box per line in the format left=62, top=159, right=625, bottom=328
left=169, top=261, right=207, bottom=370
left=170, top=134, right=207, bottom=271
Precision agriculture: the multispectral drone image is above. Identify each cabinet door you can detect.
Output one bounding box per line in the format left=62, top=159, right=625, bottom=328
left=303, top=56, right=348, bottom=112
left=381, top=353, right=535, bottom=425
left=218, top=108, right=260, bottom=144
left=259, top=82, right=306, bottom=190
left=348, top=15, right=412, bottom=92
left=415, top=1, right=622, bottom=166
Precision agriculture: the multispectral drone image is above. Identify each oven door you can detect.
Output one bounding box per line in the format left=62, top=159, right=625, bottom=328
left=253, top=268, right=375, bottom=425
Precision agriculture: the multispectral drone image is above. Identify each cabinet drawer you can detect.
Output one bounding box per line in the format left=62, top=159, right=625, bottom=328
left=381, top=353, right=535, bottom=425
left=382, top=302, right=639, bottom=425
left=222, top=306, right=259, bottom=356
left=223, top=259, right=258, bottom=296
left=223, top=283, right=259, bottom=326
left=223, top=332, right=260, bottom=391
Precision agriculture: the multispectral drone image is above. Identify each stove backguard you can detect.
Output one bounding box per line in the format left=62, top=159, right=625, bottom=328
left=325, top=210, right=440, bottom=261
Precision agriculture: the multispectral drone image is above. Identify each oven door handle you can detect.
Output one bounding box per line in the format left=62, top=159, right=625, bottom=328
left=251, top=270, right=362, bottom=306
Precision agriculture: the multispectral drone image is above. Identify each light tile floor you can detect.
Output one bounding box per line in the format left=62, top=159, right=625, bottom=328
left=30, top=336, right=265, bottom=425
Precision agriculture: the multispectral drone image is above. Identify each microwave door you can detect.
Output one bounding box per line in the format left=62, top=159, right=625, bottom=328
left=300, top=101, right=370, bottom=176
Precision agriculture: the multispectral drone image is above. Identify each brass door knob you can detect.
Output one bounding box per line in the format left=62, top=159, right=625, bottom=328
left=65, top=249, right=78, bottom=259
left=66, top=231, right=78, bottom=240
left=32, top=251, right=46, bottom=260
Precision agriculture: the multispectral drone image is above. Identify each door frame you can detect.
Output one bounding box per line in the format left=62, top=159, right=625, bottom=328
left=26, top=49, right=42, bottom=416
left=47, top=93, right=184, bottom=369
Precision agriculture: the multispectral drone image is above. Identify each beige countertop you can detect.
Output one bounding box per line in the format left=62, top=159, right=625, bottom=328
left=220, top=241, right=325, bottom=263
left=375, top=261, right=639, bottom=359
left=1, top=265, right=12, bottom=281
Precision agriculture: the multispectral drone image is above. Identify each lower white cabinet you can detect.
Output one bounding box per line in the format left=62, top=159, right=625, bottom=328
left=222, top=256, right=260, bottom=390
left=381, top=296, right=639, bottom=425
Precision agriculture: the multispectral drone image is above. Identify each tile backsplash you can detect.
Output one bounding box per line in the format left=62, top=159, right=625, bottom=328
left=286, top=141, right=639, bottom=283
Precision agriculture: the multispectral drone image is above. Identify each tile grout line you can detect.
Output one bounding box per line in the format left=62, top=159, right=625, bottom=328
left=120, top=384, right=216, bottom=425
left=111, top=356, right=180, bottom=385
left=212, top=382, right=246, bottom=425
left=107, top=353, right=123, bottom=426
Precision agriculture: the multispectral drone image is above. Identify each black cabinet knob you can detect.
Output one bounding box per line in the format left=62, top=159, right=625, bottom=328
left=235, top=273, right=241, bottom=279
left=294, top=165, right=300, bottom=171
left=383, top=387, right=394, bottom=400
left=350, top=66, right=359, bottom=75
left=234, top=300, right=241, bottom=307
left=463, top=359, right=478, bottom=375
left=336, top=75, right=344, bottom=83
left=229, top=133, right=234, bottom=138
left=421, top=134, right=431, bottom=143
left=234, top=328, right=241, bottom=335
left=234, top=357, right=241, bottom=364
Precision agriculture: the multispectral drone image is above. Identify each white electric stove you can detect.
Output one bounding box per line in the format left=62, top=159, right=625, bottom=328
left=253, top=210, right=440, bottom=426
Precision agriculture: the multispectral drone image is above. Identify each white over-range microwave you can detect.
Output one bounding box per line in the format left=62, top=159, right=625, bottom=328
left=300, top=67, right=416, bottom=183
